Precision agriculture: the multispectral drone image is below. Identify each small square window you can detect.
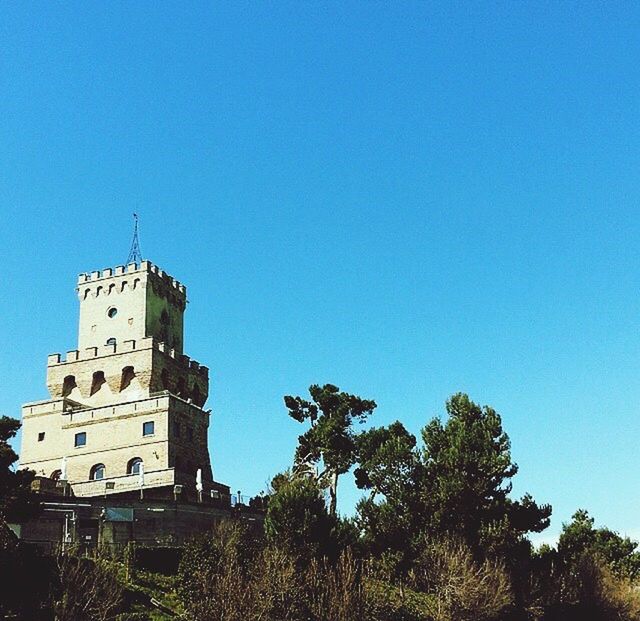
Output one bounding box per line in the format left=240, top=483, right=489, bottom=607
left=38, top=432, right=45, bottom=442
left=75, top=432, right=86, bottom=447
left=143, top=421, right=155, bottom=436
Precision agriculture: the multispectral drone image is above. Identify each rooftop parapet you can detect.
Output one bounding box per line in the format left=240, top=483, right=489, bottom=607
left=47, top=338, right=208, bottom=376
left=156, top=342, right=209, bottom=376
left=77, top=260, right=186, bottom=295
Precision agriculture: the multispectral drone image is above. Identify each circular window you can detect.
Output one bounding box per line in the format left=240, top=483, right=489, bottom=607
left=107, top=307, right=118, bottom=319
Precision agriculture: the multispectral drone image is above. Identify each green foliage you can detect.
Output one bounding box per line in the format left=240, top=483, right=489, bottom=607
left=0, top=415, right=40, bottom=522
left=265, top=475, right=332, bottom=556
left=355, top=393, right=551, bottom=593
left=52, top=551, right=124, bottom=621
left=265, top=473, right=355, bottom=561
left=420, top=393, right=551, bottom=546
left=285, top=383, right=376, bottom=514
left=355, top=422, right=423, bottom=581
left=11, top=386, right=640, bottom=621
left=552, top=551, right=640, bottom=621
left=355, top=421, right=420, bottom=501
left=123, top=568, right=181, bottom=619
left=364, top=579, right=437, bottom=621
left=558, top=509, right=640, bottom=580
left=177, top=520, right=257, bottom=621
left=178, top=521, right=365, bottom=621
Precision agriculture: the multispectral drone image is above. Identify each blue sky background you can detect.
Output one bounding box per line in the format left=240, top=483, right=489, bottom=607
left=1, top=2, right=639, bottom=544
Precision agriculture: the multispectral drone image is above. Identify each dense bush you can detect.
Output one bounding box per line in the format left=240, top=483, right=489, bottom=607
left=178, top=520, right=366, bottom=621
left=52, top=549, right=124, bottom=621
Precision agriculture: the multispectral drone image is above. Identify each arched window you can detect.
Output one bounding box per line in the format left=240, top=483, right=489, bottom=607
left=50, top=469, right=62, bottom=481
left=127, top=457, right=143, bottom=475
left=120, top=366, right=135, bottom=391
left=133, top=278, right=141, bottom=289
left=108, top=283, right=116, bottom=295
left=62, top=375, right=77, bottom=397
left=90, top=464, right=105, bottom=480
left=121, top=281, right=128, bottom=292
left=96, top=286, right=103, bottom=296
left=90, top=371, right=106, bottom=396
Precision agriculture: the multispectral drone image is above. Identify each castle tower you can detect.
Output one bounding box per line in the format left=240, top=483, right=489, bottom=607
left=19, top=260, right=219, bottom=500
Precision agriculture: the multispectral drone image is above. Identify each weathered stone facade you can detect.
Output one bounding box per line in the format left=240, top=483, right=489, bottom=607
left=20, top=260, right=217, bottom=500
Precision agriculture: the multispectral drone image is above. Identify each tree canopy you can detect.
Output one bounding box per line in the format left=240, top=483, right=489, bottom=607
left=0, top=416, right=39, bottom=523
left=354, top=393, right=551, bottom=581
left=559, top=509, right=640, bottom=580
left=285, top=383, right=376, bottom=515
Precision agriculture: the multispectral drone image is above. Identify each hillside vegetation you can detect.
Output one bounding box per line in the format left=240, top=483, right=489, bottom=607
left=1, top=390, right=639, bottom=620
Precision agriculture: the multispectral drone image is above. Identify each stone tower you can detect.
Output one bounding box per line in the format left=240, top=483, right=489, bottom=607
left=20, top=260, right=216, bottom=499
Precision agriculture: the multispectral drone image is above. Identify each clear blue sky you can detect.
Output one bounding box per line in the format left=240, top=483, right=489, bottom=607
left=1, top=2, right=639, bottom=545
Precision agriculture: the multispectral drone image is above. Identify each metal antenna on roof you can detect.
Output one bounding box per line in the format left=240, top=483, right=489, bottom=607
left=126, top=213, right=143, bottom=264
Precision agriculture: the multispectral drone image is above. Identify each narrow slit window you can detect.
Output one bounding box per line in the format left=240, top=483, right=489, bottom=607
left=161, top=368, right=170, bottom=390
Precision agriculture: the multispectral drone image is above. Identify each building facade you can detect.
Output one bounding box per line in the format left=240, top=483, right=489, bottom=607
left=20, top=260, right=223, bottom=503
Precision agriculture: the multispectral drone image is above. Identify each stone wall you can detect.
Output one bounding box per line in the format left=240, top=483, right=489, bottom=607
left=77, top=261, right=186, bottom=353
left=21, top=394, right=213, bottom=491
left=46, top=338, right=208, bottom=407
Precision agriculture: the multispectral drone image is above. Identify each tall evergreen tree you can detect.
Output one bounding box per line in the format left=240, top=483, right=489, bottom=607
left=420, top=393, right=551, bottom=548
left=356, top=394, right=551, bottom=577
left=284, top=384, right=376, bottom=515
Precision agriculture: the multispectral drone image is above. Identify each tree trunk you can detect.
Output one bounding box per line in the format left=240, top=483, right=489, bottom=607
left=329, top=470, right=338, bottom=516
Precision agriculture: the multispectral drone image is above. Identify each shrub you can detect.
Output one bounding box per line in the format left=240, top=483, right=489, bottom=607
left=52, top=550, right=123, bottom=621
left=412, top=538, right=513, bottom=621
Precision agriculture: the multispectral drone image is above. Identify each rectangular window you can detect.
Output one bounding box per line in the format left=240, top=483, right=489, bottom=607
left=74, top=432, right=86, bottom=447
left=143, top=421, right=155, bottom=436
left=38, top=432, right=45, bottom=442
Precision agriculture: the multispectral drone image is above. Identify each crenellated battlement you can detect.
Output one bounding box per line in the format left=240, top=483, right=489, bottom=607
left=47, top=338, right=209, bottom=377
left=77, top=260, right=187, bottom=296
